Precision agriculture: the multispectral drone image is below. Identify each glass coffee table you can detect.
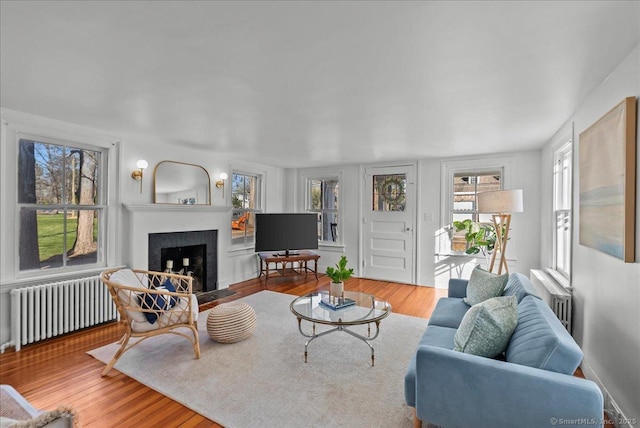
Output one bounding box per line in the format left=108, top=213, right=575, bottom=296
left=289, top=290, right=391, bottom=366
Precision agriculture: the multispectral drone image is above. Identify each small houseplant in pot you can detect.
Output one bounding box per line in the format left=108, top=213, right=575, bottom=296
left=325, top=256, right=354, bottom=299
left=452, top=219, right=497, bottom=268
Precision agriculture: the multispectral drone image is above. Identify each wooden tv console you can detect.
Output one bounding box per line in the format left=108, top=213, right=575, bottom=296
left=257, top=251, right=320, bottom=285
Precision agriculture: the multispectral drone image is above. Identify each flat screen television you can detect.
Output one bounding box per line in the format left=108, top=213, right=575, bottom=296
left=255, top=213, right=318, bottom=256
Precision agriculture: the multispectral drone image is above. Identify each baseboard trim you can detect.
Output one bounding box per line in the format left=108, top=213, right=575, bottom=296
left=581, top=359, right=634, bottom=427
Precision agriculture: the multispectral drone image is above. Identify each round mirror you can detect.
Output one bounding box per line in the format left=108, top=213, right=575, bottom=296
left=153, top=161, right=211, bottom=205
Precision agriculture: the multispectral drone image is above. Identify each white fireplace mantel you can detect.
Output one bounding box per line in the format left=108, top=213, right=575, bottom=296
left=123, top=203, right=232, bottom=213
left=122, top=203, right=233, bottom=286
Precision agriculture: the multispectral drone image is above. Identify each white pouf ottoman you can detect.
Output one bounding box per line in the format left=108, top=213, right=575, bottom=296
left=207, top=301, right=256, bottom=343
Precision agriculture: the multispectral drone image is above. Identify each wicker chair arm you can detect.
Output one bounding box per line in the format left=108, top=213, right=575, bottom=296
left=99, top=267, right=201, bottom=375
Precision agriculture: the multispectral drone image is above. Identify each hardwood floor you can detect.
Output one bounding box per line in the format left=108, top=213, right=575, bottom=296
left=0, top=275, right=446, bottom=427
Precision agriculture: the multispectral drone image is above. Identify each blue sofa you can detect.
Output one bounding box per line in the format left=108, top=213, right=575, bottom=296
left=405, top=273, right=604, bottom=428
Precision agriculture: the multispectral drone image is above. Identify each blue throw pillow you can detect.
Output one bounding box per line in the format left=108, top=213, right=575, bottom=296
left=162, top=278, right=177, bottom=292
left=137, top=278, right=178, bottom=324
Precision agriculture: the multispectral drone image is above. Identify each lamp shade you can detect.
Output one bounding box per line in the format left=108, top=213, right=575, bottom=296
left=477, top=189, right=523, bottom=213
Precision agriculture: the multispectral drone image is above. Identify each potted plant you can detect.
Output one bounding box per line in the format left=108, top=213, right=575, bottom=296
left=325, top=256, right=354, bottom=298
left=452, top=219, right=497, bottom=267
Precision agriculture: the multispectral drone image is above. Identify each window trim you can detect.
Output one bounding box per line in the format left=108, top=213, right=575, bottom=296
left=17, top=135, right=109, bottom=272
left=1, top=109, right=120, bottom=283
left=551, top=133, right=573, bottom=281
left=229, top=168, right=264, bottom=251
left=439, top=156, right=514, bottom=256
left=441, top=156, right=514, bottom=228
left=300, top=168, right=344, bottom=249
left=451, top=170, right=503, bottom=223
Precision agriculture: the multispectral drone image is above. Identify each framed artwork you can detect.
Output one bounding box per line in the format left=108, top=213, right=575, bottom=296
left=579, top=96, right=637, bottom=262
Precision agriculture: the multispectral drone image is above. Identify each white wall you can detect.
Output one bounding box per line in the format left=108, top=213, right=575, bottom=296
left=540, top=44, right=640, bottom=422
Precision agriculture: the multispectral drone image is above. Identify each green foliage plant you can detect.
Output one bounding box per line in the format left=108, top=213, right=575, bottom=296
left=452, top=219, right=496, bottom=256
left=325, top=255, right=354, bottom=284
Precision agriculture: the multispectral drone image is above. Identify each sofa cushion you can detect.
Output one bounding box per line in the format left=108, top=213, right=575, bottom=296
left=506, top=296, right=583, bottom=374
left=428, top=298, right=470, bottom=329
left=418, top=325, right=457, bottom=350
left=454, top=295, right=518, bottom=358
left=502, top=273, right=540, bottom=303
left=463, top=266, right=509, bottom=306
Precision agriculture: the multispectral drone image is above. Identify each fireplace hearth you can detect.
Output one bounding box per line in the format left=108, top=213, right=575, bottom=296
left=148, top=230, right=217, bottom=293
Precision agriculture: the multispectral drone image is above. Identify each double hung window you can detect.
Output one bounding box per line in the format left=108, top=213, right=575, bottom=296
left=553, top=141, right=572, bottom=278
left=231, top=172, right=262, bottom=248
left=17, top=137, right=107, bottom=272
left=450, top=171, right=501, bottom=251
left=306, top=177, right=340, bottom=243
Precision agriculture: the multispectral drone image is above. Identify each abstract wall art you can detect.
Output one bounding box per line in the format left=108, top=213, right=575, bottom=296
left=579, top=96, right=637, bottom=262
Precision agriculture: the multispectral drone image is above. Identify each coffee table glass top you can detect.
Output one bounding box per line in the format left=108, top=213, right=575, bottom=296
left=290, top=291, right=391, bottom=326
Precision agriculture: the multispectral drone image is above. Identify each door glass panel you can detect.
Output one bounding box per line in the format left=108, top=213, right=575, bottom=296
left=372, top=174, right=406, bottom=212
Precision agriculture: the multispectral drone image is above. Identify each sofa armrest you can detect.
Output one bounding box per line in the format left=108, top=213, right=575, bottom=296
left=415, top=346, right=603, bottom=428
left=448, top=278, right=469, bottom=298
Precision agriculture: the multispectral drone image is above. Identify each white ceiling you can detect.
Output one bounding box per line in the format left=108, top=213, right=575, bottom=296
left=1, top=1, right=639, bottom=168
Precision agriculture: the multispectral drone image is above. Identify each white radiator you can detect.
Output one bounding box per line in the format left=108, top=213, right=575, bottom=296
left=529, top=269, right=572, bottom=333
left=10, top=276, right=117, bottom=351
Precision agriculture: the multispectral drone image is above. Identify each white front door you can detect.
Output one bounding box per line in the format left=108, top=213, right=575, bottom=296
left=362, top=165, right=415, bottom=283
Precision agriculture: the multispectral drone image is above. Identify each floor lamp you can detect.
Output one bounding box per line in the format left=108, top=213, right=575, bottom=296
left=477, top=189, right=523, bottom=275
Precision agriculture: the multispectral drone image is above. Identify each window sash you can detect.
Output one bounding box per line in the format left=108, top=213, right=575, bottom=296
left=554, top=148, right=572, bottom=211
left=555, top=209, right=571, bottom=277
left=451, top=171, right=502, bottom=223
left=449, top=171, right=501, bottom=253
left=306, top=177, right=340, bottom=243
left=231, top=172, right=262, bottom=248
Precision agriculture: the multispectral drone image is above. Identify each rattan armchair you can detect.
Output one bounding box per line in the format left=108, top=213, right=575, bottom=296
left=100, top=268, right=201, bottom=376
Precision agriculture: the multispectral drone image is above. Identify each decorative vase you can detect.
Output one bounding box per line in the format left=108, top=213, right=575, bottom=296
left=330, top=282, right=344, bottom=299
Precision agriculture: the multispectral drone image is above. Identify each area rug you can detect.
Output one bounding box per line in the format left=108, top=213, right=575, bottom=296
left=88, top=290, right=427, bottom=428
left=196, top=288, right=237, bottom=305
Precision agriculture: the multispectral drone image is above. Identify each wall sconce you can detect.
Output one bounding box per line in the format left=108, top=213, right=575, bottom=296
left=131, top=159, right=148, bottom=193
left=216, top=172, right=228, bottom=198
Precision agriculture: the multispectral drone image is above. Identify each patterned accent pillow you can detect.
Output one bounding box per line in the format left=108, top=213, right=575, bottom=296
left=454, top=295, right=518, bottom=358
left=464, top=266, right=509, bottom=306
left=137, top=278, right=178, bottom=324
